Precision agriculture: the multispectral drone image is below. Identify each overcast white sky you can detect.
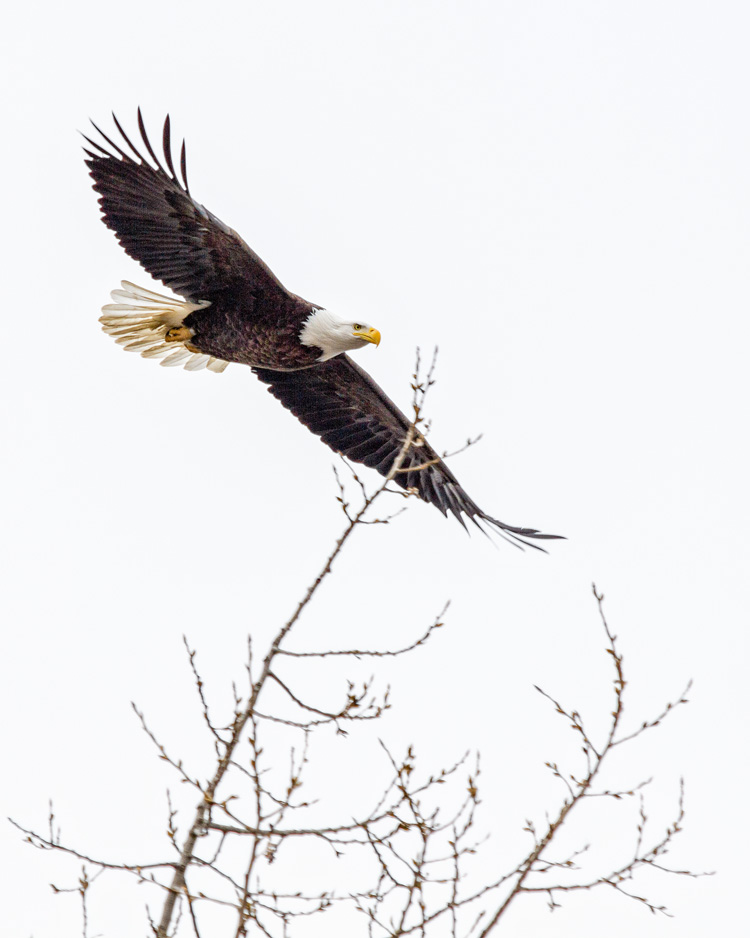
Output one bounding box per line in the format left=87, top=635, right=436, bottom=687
left=1, top=1, right=748, bottom=935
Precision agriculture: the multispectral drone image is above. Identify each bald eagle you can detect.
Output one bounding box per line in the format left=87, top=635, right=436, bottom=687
left=84, top=112, right=559, bottom=548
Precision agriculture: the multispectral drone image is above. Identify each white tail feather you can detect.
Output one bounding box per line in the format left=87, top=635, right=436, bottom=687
left=99, top=282, right=229, bottom=374
left=161, top=349, right=193, bottom=367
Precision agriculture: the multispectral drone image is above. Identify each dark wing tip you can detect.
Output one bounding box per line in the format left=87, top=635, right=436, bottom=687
left=137, top=107, right=166, bottom=173
left=440, top=481, right=563, bottom=551
left=80, top=132, right=110, bottom=157
left=88, top=119, right=133, bottom=163
left=162, top=114, right=178, bottom=181
left=180, top=138, right=190, bottom=194
left=111, top=111, right=144, bottom=161
left=476, top=513, right=565, bottom=552
left=84, top=110, right=193, bottom=198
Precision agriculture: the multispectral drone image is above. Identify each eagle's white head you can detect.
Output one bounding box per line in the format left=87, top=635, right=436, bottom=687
left=300, top=308, right=381, bottom=362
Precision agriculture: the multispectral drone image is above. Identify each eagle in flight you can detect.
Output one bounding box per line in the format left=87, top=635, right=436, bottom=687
left=84, top=112, right=559, bottom=549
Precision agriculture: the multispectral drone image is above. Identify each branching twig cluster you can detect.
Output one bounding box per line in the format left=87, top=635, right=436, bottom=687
left=10, top=354, right=703, bottom=936
left=474, top=585, right=705, bottom=935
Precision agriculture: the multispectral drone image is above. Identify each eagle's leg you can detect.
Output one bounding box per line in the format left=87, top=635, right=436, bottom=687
left=165, top=325, right=201, bottom=354
left=165, top=325, right=193, bottom=343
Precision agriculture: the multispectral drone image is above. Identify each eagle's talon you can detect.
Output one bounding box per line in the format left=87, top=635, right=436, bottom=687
left=165, top=326, right=193, bottom=343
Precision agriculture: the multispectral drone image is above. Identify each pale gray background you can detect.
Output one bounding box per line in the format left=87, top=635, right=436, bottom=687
left=1, top=1, right=748, bottom=935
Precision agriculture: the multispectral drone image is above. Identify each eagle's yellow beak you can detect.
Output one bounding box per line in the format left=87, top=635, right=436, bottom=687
left=354, top=327, right=381, bottom=347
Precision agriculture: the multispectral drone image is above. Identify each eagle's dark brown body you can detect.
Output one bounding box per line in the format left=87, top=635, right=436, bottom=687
left=185, top=294, right=322, bottom=371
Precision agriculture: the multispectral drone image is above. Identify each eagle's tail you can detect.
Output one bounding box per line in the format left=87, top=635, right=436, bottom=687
left=99, top=281, right=229, bottom=373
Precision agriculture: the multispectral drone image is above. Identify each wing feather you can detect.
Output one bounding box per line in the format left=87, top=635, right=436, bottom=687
left=253, top=356, right=561, bottom=548
left=84, top=112, right=289, bottom=309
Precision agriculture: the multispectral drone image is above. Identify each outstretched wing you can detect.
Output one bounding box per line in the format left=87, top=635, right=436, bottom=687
left=84, top=111, right=288, bottom=309
left=253, top=356, right=560, bottom=549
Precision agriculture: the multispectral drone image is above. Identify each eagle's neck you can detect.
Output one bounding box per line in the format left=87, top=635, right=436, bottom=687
left=299, top=308, right=346, bottom=362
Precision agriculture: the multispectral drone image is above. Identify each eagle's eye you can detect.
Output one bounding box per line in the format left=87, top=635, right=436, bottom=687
left=353, top=323, right=362, bottom=331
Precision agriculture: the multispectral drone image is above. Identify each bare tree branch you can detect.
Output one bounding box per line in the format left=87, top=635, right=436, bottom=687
left=12, top=360, right=702, bottom=937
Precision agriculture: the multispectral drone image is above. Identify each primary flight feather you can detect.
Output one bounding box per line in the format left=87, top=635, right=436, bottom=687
left=84, top=112, right=560, bottom=549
